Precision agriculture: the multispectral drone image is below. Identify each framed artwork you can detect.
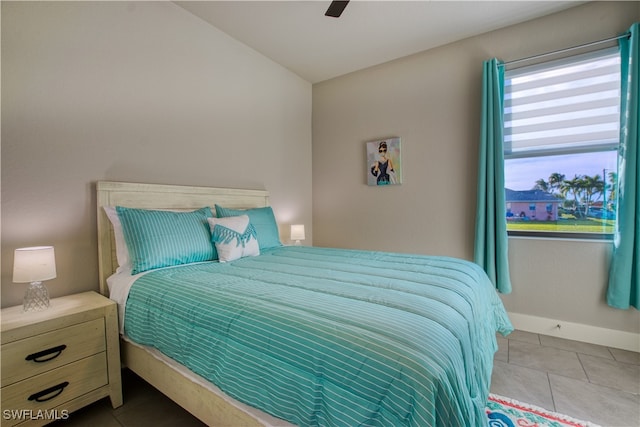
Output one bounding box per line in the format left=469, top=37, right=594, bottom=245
left=367, top=137, right=402, bottom=186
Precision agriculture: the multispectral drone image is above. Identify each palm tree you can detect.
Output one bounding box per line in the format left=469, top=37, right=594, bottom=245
left=532, top=172, right=608, bottom=218
left=534, top=179, right=549, bottom=192
left=548, top=173, right=566, bottom=198
left=561, top=175, right=583, bottom=216
left=558, top=181, right=571, bottom=211
left=581, top=174, right=605, bottom=216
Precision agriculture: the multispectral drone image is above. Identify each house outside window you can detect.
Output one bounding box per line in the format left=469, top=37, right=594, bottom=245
left=504, top=48, right=620, bottom=238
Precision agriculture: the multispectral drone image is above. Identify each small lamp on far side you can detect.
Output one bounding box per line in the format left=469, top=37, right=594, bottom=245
left=13, top=246, right=57, bottom=312
left=290, top=225, right=305, bottom=246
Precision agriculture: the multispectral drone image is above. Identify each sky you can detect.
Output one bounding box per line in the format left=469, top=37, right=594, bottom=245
left=504, top=151, right=617, bottom=192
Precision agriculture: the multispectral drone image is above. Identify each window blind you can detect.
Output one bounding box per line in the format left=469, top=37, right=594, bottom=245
left=504, top=48, right=621, bottom=158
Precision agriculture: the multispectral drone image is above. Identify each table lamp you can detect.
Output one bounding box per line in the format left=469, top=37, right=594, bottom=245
left=13, top=246, right=57, bottom=312
left=290, top=225, right=305, bottom=246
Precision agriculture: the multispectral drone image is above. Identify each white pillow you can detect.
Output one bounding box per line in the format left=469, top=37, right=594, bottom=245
left=103, top=206, right=131, bottom=274
left=207, top=215, right=260, bottom=262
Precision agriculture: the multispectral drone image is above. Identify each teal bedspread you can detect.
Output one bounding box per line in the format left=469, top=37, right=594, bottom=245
left=124, top=246, right=512, bottom=427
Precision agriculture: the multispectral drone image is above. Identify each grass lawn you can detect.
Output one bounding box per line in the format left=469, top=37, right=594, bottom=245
left=507, top=218, right=615, bottom=234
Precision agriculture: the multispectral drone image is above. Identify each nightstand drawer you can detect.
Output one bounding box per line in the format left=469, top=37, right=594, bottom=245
left=1, top=318, right=106, bottom=386
left=1, top=353, right=108, bottom=426
left=1, top=292, right=122, bottom=424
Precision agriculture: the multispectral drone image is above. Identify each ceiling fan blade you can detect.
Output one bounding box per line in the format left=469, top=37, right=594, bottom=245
left=325, top=0, right=350, bottom=18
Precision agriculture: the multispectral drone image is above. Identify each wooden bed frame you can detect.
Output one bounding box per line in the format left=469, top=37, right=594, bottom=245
left=96, top=181, right=287, bottom=426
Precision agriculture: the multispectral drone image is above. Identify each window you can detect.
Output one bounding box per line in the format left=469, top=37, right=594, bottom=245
left=504, top=48, right=620, bottom=238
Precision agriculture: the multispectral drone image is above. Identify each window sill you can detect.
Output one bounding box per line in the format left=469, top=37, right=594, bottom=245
left=507, top=231, right=614, bottom=243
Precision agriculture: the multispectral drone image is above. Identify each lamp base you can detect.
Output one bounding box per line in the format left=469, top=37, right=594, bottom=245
left=23, top=281, right=50, bottom=312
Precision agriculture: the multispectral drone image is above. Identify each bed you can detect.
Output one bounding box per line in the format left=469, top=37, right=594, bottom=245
left=96, top=180, right=512, bottom=427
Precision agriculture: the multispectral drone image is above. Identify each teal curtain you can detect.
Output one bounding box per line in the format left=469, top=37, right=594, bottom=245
left=474, top=58, right=512, bottom=294
left=607, top=23, right=639, bottom=310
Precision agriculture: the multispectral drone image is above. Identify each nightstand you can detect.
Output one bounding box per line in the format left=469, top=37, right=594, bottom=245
left=1, top=291, right=123, bottom=426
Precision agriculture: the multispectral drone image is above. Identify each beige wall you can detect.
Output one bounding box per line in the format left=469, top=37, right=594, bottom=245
left=312, top=2, right=640, bottom=334
left=1, top=1, right=312, bottom=307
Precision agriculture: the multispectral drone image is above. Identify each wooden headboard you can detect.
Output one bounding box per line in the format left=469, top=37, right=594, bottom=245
left=96, top=181, right=270, bottom=296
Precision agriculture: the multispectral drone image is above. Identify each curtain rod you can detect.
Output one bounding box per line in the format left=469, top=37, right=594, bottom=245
left=502, top=32, right=631, bottom=67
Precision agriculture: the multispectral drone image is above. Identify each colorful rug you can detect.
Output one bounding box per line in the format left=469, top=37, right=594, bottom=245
left=486, top=394, right=601, bottom=427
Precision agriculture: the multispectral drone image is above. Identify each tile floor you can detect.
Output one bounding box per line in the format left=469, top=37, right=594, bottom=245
left=491, top=330, right=639, bottom=427
left=50, top=330, right=639, bottom=427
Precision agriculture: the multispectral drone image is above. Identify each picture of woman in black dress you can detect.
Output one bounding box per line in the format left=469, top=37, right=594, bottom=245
left=370, top=141, right=395, bottom=185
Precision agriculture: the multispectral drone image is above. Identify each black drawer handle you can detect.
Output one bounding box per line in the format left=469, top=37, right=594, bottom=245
left=25, top=345, right=67, bottom=363
left=27, top=381, right=69, bottom=403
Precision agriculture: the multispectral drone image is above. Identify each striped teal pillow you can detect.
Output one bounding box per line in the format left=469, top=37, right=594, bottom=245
left=215, top=205, right=282, bottom=250
left=116, top=206, right=215, bottom=274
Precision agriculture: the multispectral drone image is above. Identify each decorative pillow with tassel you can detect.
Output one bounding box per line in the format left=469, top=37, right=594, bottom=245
left=207, top=215, right=260, bottom=262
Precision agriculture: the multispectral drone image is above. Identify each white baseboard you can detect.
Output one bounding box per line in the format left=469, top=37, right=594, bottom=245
left=507, top=312, right=640, bottom=353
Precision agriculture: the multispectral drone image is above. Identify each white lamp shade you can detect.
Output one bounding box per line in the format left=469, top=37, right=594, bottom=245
left=13, top=246, right=57, bottom=283
left=290, top=224, right=306, bottom=241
